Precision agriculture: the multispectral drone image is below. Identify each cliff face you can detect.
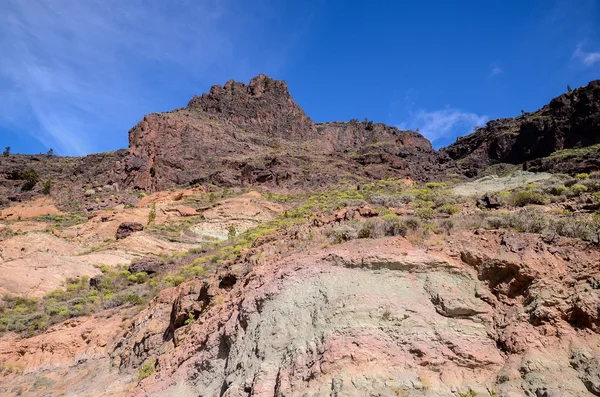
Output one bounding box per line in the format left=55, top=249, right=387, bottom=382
left=444, top=80, right=600, bottom=175
left=122, top=74, right=456, bottom=192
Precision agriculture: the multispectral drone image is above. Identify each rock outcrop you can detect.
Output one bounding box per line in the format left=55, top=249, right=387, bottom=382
left=116, top=222, right=144, bottom=240
left=111, top=233, right=600, bottom=397
left=444, top=80, right=600, bottom=175
left=122, top=74, right=457, bottom=192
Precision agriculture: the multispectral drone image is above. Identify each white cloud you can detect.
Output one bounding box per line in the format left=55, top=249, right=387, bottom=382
left=490, top=66, right=503, bottom=76
left=0, top=0, right=274, bottom=155
left=400, top=107, right=488, bottom=143
left=573, top=43, right=600, bottom=66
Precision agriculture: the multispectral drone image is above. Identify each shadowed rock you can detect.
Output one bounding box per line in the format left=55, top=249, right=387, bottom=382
left=115, top=222, right=144, bottom=240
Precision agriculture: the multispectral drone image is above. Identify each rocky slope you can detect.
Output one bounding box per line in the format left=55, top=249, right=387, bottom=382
left=444, top=80, right=600, bottom=175
left=3, top=181, right=600, bottom=396
left=3, top=75, right=600, bottom=397
left=123, top=231, right=600, bottom=397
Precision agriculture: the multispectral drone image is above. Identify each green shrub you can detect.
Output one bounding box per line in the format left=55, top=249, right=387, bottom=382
left=42, top=179, right=52, bottom=195
left=127, top=272, right=148, bottom=284
left=180, top=264, right=205, bottom=278
left=425, top=182, right=447, bottom=189
left=571, top=183, right=588, bottom=195
left=414, top=207, right=435, bottom=220
left=438, top=204, right=460, bottom=215
left=358, top=221, right=375, bottom=238
left=381, top=213, right=399, bottom=222
left=550, top=185, right=568, bottom=196
left=458, top=389, right=477, bottom=397
left=227, top=225, right=237, bottom=240
left=415, top=200, right=435, bottom=208
left=21, top=169, right=39, bottom=191
left=148, top=203, right=156, bottom=224
left=124, top=294, right=144, bottom=305
left=184, top=312, right=196, bottom=325
left=138, top=360, right=155, bottom=380
left=405, top=218, right=420, bottom=230
left=513, top=191, right=546, bottom=206
left=384, top=219, right=407, bottom=237
left=164, top=274, right=185, bottom=287
left=576, top=173, right=590, bottom=180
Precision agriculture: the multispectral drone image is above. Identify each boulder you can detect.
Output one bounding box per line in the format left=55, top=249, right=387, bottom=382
left=115, top=222, right=144, bottom=240
left=128, top=257, right=164, bottom=274
left=477, top=193, right=502, bottom=209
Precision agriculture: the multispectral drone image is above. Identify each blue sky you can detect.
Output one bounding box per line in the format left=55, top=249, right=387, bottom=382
left=1, top=0, right=599, bottom=155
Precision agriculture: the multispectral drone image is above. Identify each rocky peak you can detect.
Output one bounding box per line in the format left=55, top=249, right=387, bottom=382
left=120, top=75, right=456, bottom=192
left=187, top=74, right=315, bottom=140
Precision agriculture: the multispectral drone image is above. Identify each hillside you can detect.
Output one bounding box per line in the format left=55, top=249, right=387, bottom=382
left=444, top=80, right=600, bottom=176
left=1, top=75, right=600, bottom=396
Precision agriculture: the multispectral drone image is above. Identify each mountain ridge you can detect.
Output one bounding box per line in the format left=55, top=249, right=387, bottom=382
left=2, top=75, right=600, bottom=212
left=443, top=79, right=600, bottom=175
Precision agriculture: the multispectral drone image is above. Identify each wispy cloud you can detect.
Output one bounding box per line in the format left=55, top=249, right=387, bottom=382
left=0, top=0, right=302, bottom=155
left=490, top=66, right=503, bottom=76
left=573, top=43, right=600, bottom=66
left=399, top=107, right=488, bottom=145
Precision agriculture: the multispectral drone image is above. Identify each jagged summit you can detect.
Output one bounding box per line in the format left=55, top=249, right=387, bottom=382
left=122, top=74, right=455, bottom=192
left=186, top=74, right=315, bottom=140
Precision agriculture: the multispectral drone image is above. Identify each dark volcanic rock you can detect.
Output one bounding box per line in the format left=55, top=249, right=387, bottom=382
left=116, top=222, right=144, bottom=240
left=444, top=80, right=600, bottom=175
left=0, top=150, right=131, bottom=211
left=477, top=193, right=501, bottom=209
left=122, top=75, right=458, bottom=192
left=128, top=257, right=164, bottom=274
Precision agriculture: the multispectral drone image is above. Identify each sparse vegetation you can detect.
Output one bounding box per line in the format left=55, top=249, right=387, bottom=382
left=42, top=178, right=52, bottom=195
left=545, top=143, right=600, bottom=159
left=0, top=264, right=174, bottom=336
left=512, top=190, right=546, bottom=206
left=148, top=203, right=156, bottom=224
left=138, top=360, right=155, bottom=380
left=571, top=183, right=588, bottom=195
left=228, top=225, right=237, bottom=240
left=2, top=146, right=9, bottom=157
left=21, top=168, right=39, bottom=191
left=459, top=388, right=478, bottom=397
left=37, top=212, right=87, bottom=228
